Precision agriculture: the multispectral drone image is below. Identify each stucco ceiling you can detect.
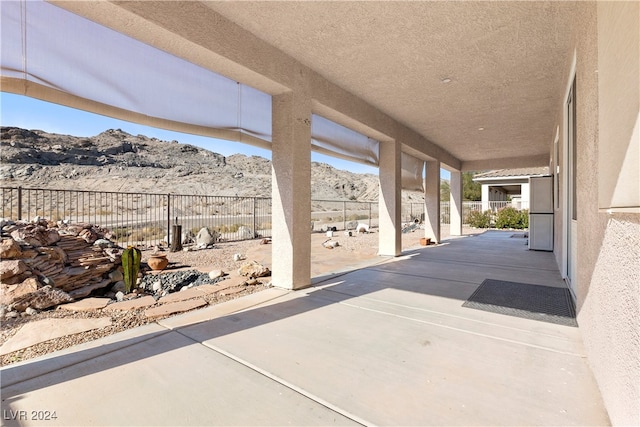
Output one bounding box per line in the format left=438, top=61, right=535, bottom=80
left=202, top=1, right=575, bottom=166
left=52, top=1, right=577, bottom=169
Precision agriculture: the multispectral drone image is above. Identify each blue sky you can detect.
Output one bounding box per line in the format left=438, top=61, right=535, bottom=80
left=1, top=92, right=450, bottom=179
left=1, top=93, right=384, bottom=174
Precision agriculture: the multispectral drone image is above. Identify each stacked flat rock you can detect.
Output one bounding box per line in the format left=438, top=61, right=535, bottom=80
left=1, top=218, right=122, bottom=311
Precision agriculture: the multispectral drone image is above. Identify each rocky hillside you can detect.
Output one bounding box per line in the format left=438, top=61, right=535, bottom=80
left=0, top=126, right=421, bottom=202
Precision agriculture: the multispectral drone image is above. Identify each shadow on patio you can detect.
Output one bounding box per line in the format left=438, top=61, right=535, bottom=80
left=0, top=231, right=609, bottom=426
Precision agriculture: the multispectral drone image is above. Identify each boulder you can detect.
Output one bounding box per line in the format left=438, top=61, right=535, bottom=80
left=109, top=268, right=124, bottom=283
left=237, top=226, right=254, bottom=239
left=238, top=260, right=270, bottom=278
left=94, top=238, right=116, bottom=248
left=209, top=270, right=225, bottom=279
left=0, top=259, right=27, bottom=280
left=323, top=240, right=340, bottom=249
left=10, top=226, right=60, bottom=246
left=1, top=271, right=33, bottom=286
left=0, top=238, right=22, bottom=259
left=111, top=281, right=126, bottom=293
left=196, top=227, right=218, bottom=246
left=0, top=277, right=40, bottom=306
left=356, top=223, right=370, bottom=233
left=183, top=230, right=195, bottom=244
left=78, top=228, right=99, bottom=243
left=12, top=285, right=73, bottom=311
left=104, top=247, right=122, bottom=263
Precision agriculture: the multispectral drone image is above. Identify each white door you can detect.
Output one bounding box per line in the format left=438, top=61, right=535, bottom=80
left=566, top=80, right=577, bottom=295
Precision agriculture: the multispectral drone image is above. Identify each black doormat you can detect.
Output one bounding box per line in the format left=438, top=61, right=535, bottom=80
left=463, top=279, right=577, bottom=327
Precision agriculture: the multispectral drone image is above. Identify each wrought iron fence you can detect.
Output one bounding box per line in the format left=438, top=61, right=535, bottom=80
left=1, top=187, right=273, bottom=248
left=404, top=200, right=530, bottom=225
left=2, top=187, right=530, bottom=248
left=1, top=187, right=380, bottom=248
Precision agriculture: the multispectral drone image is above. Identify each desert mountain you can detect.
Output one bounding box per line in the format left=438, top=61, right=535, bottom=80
left=1, top=126, right=417, bottom=202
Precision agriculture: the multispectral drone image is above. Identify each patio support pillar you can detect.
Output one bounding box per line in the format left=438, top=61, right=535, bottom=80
left=450, top=169, right=463, bottom=236
left=481, top=185, right=490, bottom=211
left=424, top=160, right=441, bottom=243
left=378, top=140, right=402, bottom=256
left=271, top=90, right=312, bottom=290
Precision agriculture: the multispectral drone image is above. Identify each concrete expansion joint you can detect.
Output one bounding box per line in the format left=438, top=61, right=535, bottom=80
left=337, top=302, right=587, bottom=358
left=195, top=340, right=372, bottom=427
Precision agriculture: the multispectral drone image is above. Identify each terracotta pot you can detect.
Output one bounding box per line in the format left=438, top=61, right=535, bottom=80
left=420, top=237, right=431, bottom=246
left=148, top=255, right=168, bottom=271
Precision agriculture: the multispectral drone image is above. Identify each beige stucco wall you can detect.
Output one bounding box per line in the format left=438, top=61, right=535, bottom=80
left=597, top=1, right=640, bottom=211
left=552, top=3, right=640, bottom=425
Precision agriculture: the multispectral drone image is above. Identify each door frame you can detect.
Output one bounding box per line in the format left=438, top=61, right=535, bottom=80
left=561, top=53, right=577, bottom=300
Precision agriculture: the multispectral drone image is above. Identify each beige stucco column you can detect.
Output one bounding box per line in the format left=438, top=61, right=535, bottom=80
left=378, top=140, right=402, bottom=256
left=481, top=185, right=490, bottom=211
left=271, top=91, right=312, bottom=289
left=450, top=169, right=463, bottom=236
left=424, top=160, right=441, bottom=243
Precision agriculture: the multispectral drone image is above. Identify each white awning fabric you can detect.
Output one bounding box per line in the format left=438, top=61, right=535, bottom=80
left=311, top=114, right=379, bottom=166
left=1, top=0, right=272, bottom=144
left=1, top=0, right=427, bottom=190
left=401, top=152, right=426, bottom=192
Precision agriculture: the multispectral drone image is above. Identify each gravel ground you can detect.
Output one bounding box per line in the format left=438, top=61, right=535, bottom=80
left=1, top=226, right=476, bottom=366
left=0, top=238, right=269, bottom=367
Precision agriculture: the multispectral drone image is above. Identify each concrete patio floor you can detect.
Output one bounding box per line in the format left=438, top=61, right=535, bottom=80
left=0, top=230, right=610, bottom=426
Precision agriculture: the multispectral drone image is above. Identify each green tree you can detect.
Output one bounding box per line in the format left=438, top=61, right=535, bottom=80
left=463, top=171, right=481, bottom=201
left=440, top=173, right=481, bottom=201
left=440, top=179, right=450, bottom=201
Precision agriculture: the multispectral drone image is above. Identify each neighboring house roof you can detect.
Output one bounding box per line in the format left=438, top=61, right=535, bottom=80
left=473, top=167, right=549, bottom=181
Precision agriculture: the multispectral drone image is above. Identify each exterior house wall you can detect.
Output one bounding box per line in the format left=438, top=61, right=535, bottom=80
left=553, top=2, right=640, bottom=425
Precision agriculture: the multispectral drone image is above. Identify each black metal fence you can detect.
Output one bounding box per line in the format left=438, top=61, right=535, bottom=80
left=1, top=187, right=381, bottom=248
left=2, top=187, right=532, bottom=248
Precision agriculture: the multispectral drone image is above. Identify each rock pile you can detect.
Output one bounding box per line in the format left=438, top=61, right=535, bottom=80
left=1, top=218, right=122, bottom=317
left=138, top=270, right=224, bottom=294
left=1, top=218, right=274, bottom=321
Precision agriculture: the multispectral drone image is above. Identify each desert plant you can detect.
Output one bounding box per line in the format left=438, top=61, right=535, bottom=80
left=519, top=209, right=529, bottom=229
left=122, top=246, right=141, bottom=293
left=495, top=206, right=525, bottom=229
left=347, top=213, right=369, bottom=221
left=466, top=210, right=492, bottom=228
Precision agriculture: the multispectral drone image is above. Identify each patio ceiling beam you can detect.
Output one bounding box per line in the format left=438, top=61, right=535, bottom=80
left=462, top=154, right=551, bottom=172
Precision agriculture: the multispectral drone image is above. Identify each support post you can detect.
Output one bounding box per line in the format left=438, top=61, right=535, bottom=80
left=424, top=160, right=441, bottom=243
left=271, top=91, right=312, bottom=289
left=481, top=185, right=490, bottom=212
left=378, top=141, right=401, bottom=256
left=450, top=170, right=463, bottom=236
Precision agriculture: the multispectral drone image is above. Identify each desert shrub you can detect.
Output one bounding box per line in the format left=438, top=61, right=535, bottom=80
left=111, top=227, right=129, bottom=241
left=495, top=206, right=527, bottom=229
left=519, top=209, right=529, bottom=229
left=214, top=223, right=241, bottom=233
left=128, top=226, right=164, bottom=242
left=95, top=209, right=113, bottom=215
left=347, top=214, right=369, bottom=221
left=466, top=210, right=491, bottom=228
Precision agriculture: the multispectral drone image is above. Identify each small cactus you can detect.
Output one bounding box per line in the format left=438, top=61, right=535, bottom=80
left=122, top=246, right=141, bottom=294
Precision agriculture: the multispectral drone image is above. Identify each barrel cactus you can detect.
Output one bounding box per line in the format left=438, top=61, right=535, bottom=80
left=122, top=246, right=141, bottom=293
